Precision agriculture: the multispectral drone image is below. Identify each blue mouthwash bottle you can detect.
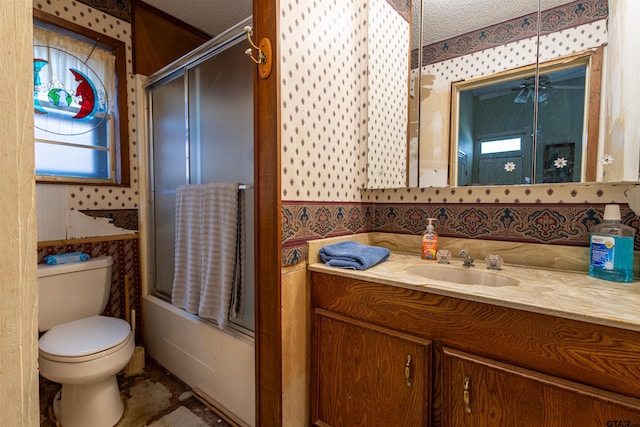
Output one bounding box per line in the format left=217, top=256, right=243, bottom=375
left=589, top=204, right=635, bottom=283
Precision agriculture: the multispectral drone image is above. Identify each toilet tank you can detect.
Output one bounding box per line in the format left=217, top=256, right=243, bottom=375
left=38, top=256, right=114, bottom=332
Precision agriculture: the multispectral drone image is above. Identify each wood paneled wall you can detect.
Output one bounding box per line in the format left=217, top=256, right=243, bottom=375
left=132, top=0, right=211, bottom=76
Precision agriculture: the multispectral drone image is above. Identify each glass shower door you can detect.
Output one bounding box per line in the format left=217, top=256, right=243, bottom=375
left=149, top=74, right=187, bottom=298
left=147, top=36, right=255, bottom=332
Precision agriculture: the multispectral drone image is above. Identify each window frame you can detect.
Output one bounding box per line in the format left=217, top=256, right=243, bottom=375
left=33, top=9, right=129, bottom=186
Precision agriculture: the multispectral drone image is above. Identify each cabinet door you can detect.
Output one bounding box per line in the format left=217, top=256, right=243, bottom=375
left=312, top=309, right=432, bottom=427
left=443, top=347, right=640, bottom=427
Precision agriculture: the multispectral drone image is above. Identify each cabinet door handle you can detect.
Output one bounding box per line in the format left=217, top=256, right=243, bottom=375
left=404, top=354, right=413, bottom=388
left=463, top=375, right=472, bottom=413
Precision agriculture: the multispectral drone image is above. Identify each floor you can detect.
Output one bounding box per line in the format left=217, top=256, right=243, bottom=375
left=39, top=357, right=234, bottom=427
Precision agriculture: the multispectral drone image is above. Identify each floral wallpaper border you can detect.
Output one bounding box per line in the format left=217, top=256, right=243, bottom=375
left=412, top=0, right=608, bottom=68
left=282, top=201, right=376, bottom=265
left=386, top=0, right=411, bottom=22
left=282, top=201, right=640, bottom=266
left=80, top=209, right=139, bottom=230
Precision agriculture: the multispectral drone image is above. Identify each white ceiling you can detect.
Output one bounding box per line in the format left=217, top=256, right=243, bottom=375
left=145, top=0, right=572, bottom=42
left=425, top=0, right=571, bottom=43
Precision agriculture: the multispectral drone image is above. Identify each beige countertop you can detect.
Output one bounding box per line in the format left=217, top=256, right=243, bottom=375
left=308, top=234, right=640, bottom=333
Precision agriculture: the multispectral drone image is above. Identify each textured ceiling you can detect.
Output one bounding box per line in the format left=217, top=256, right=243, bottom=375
left=144, top=0, right=252, bottom=36
left=146, top=0, right=572, bottom=43
left=425, top=0, right=572, bottom=43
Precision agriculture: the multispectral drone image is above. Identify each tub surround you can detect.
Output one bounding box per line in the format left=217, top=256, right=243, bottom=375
left=308, top=233, right=640, bottom=332
left=142, top=296, right=255, bottom=426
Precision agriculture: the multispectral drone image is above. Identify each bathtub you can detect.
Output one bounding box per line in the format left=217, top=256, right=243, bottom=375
left=142, top=295, right=255, bottom=425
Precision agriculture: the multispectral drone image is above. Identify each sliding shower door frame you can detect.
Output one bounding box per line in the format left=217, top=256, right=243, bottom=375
left=144, top=17, right=255, bottom=335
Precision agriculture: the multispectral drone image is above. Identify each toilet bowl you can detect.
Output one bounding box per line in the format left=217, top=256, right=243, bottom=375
left=37, top=256, right=134, bottom=427
left=39, top=315, right=134, bottom=427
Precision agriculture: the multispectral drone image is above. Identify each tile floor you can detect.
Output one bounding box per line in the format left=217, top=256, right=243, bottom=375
left=39, top=357, right=234, bottom=427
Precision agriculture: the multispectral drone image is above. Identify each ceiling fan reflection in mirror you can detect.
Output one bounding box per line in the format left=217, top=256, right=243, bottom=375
left=513, top=75, right=550, bottom=103
left=475, top=69, right=585, bottom=104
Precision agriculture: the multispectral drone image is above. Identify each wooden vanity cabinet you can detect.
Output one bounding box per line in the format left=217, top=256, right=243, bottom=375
left=311, top=309, right=432, bottom=426
left=310, top=271, right=640, bottom=427
left=443, top=347, right=640, bottom=427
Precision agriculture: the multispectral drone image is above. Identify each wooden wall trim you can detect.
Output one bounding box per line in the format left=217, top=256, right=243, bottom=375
left=254, top=0, right=282, bottom=425
left=585, top=46, right=603, bottom=182
left=37, top=234, right=138, bottom=248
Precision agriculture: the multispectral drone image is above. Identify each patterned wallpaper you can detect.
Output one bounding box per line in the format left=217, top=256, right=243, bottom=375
left=280, top=0, right=609, bottom=203
left=282, top=196, right=640, bottom=266
left=367, top=0, right=409, bottom=189
left=38, top=1, right=636, bottom=269
left=279, top=0, right=638, bottom=265
left=282, top=201, right=376, bottom=265
left=418, top=19, right=606, bottom=88
left=80, top=209, right=139, bottom=230
left=416, top=0, right=608, bottom=67
left=35, top=0, right=139, bottom=210
left=417, top=18, right=606, bottom=188
left=280, top=0, right=369, bottom=201
left=75, top=0, right=130, bottom=22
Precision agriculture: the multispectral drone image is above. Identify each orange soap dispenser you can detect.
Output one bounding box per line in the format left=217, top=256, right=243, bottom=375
left=421, top=218, right=439, bottom=260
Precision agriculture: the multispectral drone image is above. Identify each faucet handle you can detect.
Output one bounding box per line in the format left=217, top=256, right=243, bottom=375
left=485, top=254, right=504, bottom=270
left=436, top=249, right=452, bottom=264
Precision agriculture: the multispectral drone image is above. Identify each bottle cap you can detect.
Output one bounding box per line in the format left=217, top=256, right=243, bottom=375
left=603, top=204, right=621, bottom=221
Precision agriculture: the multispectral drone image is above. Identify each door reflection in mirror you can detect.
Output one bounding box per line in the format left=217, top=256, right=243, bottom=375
left=451, top=52, right=597, bottom=186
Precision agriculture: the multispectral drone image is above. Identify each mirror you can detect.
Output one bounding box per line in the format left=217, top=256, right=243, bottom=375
left=366, top=0, right=640, bottom=189
left=451, top=51, right=598, bottom=186
left=366, top=0, right=418, bottom=188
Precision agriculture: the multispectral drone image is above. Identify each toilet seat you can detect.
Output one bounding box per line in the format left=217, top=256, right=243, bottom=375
left=39, top=315, right=132, bottom=363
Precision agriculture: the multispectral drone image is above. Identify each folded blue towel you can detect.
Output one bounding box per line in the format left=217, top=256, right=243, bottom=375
left=319, top=240, right=390, bottom=270
left=42, top=252, right=90, bottom=265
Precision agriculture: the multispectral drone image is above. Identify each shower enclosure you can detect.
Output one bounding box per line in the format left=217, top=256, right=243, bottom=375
left=146, top=21, right=255, bottom=333
left=141, top=18, right=256, bottom=425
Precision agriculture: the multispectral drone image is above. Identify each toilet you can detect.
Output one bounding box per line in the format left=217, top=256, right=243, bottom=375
left=38, top=256, right=134, bottom=427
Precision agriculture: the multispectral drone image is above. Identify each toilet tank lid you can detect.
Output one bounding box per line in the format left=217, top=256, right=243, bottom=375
left=37, top=255, right=113, bottom=278
left=39, top=315, right=131, bottom=357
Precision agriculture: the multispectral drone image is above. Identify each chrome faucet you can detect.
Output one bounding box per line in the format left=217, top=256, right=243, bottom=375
left=459, top=250, right=474, bottom=267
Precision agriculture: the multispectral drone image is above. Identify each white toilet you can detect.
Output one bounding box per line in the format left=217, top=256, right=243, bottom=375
left=38, top=256, right=134, bottom=427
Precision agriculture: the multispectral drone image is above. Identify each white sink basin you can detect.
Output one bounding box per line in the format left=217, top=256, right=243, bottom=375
left=405, top=264, right=520, bottom=287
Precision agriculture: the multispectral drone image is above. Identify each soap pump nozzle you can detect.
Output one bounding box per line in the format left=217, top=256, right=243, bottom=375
left=426, top=218, right=437, bottom=233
